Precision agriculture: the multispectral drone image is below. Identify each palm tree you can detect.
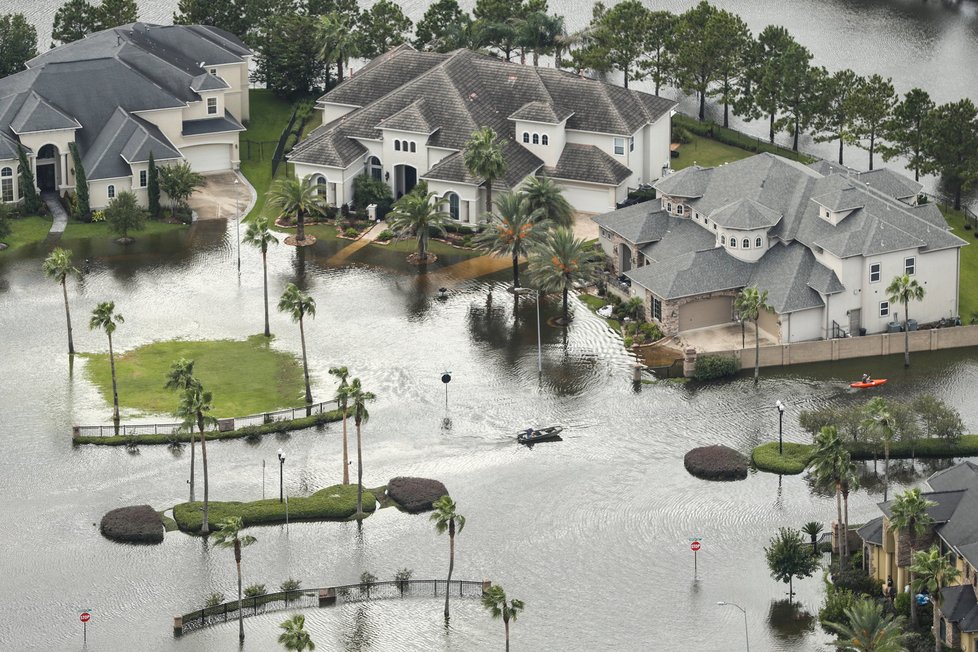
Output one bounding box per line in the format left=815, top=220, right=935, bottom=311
left=165, top=358, right=199, bottom=501
left=278, top=283, right=316, bottom=406
left=911, top=546, right=962, bottom=652
left=177, top=382, right=217, bottom=534
left=482, top=584, right=524, bottom=652
left=329, top=366, right=351, bottom=485
left=528, top=227, right=602, bottom=325
left=808, top=426, right=854, bottom=568
left=43, top=248, right=81, bottom=355
left=474, top=192, right=545, bottom=289
left=278, top=614, right=315, bottom=651
left=824, top=598, right=907, bottom=652
left=210, top=516, right=257, bottom=644
left=623, top=296, right=645, bottom=321
left=801, top=521, right=823, bottom=555
left=523, top=175, right=573, bottom=228
left=431, top=495, right=466, bottom=619
left=463, top=126, right=506, bottom=213
left=243, top=216, right=279, bottom=337
left=889, top=488, right=936, bottom=628
left=863, top=397, right=895, bottom=501
left=515, top=11, right=564, bottom=66
left=318, top=13, right=358, bottom=83
left=386, top=190, right=450, bottom=263
left=266, top=175, right=323, bottom=245
left=735, top=286, right=774, bottom=383
left=89, top=301, right=124, bottom=431
left=348, top=378, right=375, bottom=516
left=886, top=273, right=925, bottom=367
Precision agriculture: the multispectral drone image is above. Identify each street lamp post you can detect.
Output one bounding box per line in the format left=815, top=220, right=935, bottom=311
left=277, top=448, right=285, bottom=503
left=234, top=177, right=241, bottom=273
left=776, top=400, right=785, bottom=455
left=717, top=601, right=749, bottom=651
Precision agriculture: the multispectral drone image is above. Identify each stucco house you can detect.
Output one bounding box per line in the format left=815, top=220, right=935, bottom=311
left=288, top=44, right=676, bottom=219
left=593, top=153, right=965, bottom=343
left=0, top=22, right=251, bottom=210
left=859, top=462, right=978, bottom=652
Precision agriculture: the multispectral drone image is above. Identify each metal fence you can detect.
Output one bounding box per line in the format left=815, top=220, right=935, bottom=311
left=178, top=580, right=487, bottom=635
left=270, top=106, right=298, bottom=177
left=74, top=400, right=338, bottom=438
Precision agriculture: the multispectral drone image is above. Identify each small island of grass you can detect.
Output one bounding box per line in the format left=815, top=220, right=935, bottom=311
left=100, top=504, right=165, bottom=544
left=684, top=445, right=749, bottom=481
left=81, top=335, right=305, bottom=417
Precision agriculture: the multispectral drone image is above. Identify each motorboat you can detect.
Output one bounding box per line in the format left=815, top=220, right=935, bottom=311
left=517, top=426, right=563, bottom=444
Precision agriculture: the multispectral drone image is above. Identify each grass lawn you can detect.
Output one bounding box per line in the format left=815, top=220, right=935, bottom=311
left=63, top=220, right=186, bottom=241
left=1, top=215, right=53, bottom=252
left=672, top=132, right=753, bottom=170
left=940, top=204, right=978, bottom=320
left=577, top=292, right=622, bottom=332
left=81, top=335, right=306, bottom=417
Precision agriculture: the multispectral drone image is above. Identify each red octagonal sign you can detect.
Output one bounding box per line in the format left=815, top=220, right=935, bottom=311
left=690, top=541, right=701, bottom=552
left=80, top=612, right=91, bottom=623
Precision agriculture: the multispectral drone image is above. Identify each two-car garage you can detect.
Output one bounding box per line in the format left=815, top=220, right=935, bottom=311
left=677, top=295, right=735, bottom=332
left=180, top=144, right=232, bottom=173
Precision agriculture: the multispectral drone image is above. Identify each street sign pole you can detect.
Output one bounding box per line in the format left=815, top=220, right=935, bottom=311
left=690, top=540, right=702, bottom=575
left=80, top=611, right=92, bottom=643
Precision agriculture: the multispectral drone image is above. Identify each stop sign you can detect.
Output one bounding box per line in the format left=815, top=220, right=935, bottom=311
left=691, top=541, right=701, bottom=552
left=80, top=612, right=91, bottom=623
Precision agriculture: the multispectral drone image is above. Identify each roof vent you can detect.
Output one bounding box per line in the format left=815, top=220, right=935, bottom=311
left=469, top=92, right=477, bottom=100
left=508, top=75, right=517, bottom=82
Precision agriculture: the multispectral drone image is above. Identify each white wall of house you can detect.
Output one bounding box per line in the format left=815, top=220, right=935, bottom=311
left=513, top=119, right=564, bottom=167
left=782, top=307, right=824, bottom=343
left=135, top=108, right=184, bottom=150
left=319, top=103, right=358, bottom=129
left=565, top=129, right=628, bottom=166
left=18, top=129, right=77, bottom=192
left=428, top=179, right=479, bottom=223
left=90, top=177, right=129, bottom=209
left=559, top=180, right=621, bottom=214
left=647, top=115, right=671, bottom=182
left=206, top=60, right=250, bottom=122
left=717, top=228, right=769, bottom=262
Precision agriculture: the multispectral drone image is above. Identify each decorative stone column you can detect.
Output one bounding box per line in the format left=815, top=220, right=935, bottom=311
left=683, top=347, right=697, bottom=378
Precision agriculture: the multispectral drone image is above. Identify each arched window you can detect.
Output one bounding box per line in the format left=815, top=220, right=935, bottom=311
left=532, top=133, right=539, bottom=144
left=729, top=238, right=737, bottom=248
left=365, top=156, right=382, bottom=181
left=676, top=205, right=684, bottom=215
left=409, top=141, right=416, bottom=153
left=523, top=132, right=530, bottom=143
left=394, top=140, right=401, bottom=151
left=107, top=184, right=115, bottom=199
left=0, top=166, right=11, bottom=202
left=541, top=134, right=549, bottom=145
left=446, top=192, right=460, bottom=220
left=720, top=235, right=725, bottom=245
left=755, top=237, right=762, bottom=248
left=314, top=175, right=328, bottom=197
left=742, top=238, right=749, bottom=248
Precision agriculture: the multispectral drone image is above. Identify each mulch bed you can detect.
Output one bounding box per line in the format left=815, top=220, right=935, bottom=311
left=386, top=477, right=449, bottom=513
left=684, top=445, right=749, bottom=481
left=406, top=252, right=437, bottom=265
left=284, top=234, right=317, bottom=247
left=100, top=505, right=165, bottom=544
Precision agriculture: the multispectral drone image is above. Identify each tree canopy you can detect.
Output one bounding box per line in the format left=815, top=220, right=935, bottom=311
left=0, top=13, right=38, bottom=78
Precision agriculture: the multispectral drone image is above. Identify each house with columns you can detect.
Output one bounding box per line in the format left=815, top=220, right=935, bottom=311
left=0, top=22, right=250, bottom=210
left=288, top=44, right=676, bottom=220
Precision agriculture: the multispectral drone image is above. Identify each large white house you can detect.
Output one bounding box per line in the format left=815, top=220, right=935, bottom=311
left=0, top=22, right=251, bottom=209
left=594, top=154, right=966, bottom=343
left=289, top=44, right=676, bottom=218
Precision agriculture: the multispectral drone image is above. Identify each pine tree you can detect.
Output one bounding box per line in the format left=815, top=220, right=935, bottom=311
left=147, top=152, right=160, bottom=219
left=69, top=142, right=89, bottom=220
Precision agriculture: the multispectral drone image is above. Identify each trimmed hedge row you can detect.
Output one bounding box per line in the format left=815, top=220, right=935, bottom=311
left=752, top=434, right=978, bottom=475
left=173, top=483, right=378, bottom=533
left=74, top=410, right=343, bottom=446
left=672, top=114, right=814, bottom=163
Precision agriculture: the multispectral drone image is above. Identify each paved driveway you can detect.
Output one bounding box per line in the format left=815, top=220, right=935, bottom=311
left=187, top=171, right=252, bottom=220
left=678, top=321, right=778, bottom=352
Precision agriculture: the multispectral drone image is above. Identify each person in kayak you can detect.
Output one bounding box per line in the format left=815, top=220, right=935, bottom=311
left=862, top=373, right=871, bottom=383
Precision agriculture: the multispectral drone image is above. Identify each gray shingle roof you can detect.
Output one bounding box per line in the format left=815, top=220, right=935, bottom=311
left=0, top=133, right=21, bottom=159
left=626, top=247, right=751, bottom=300
left=83, top=108, right=181, bottom=179
left=508, top=101, right=572, bottom=124
left=748, top=243, right=843, bottom=314
left=190, top=72, right=229, bottom=92
left=856, top=168, right=923, bottom=200
left=546, top=144, right=631, bottom=186
left=811, top=186, right=865, bottom=212
left=941, top=585, right=978, bottom=632
left=9, top=91, right=79, bottom=133
left=709, top=198, right=782, bottom=230
left=592, top=203, right=670, bottom=245
left=857, top=516, right=884, bottom=546
left=376, top=99, right=435, bottom=134
left=421, top=139, right=542, bottom=189
left=182, top=110, right=245, bottom=137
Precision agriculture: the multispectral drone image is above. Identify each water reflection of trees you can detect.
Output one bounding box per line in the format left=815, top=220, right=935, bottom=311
left=804, top=457, right=959, bottom=498
left=343, top=603, right=372, bottom=651
left=767, top=598, right=815, bottom=643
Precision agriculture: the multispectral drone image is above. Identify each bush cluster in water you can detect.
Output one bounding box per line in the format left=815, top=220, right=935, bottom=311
left=694, top=354, right=740, bottom=380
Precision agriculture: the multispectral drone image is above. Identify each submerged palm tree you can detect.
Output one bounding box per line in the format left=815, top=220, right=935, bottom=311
left=474, top=191, right=545, bottom=289
left=278, top=284, right=316, bottom=406
left=177, top=382, right=217, bottom=534
left=431, top=495, right=466, bottom=619
left=735, top=286, right=773, bottom=383
left=862, top=397, right=895, bottom=501
left=482, top=584, right=524, bottom=652
left=808, top=426, right=855, bottom=568
left=328, top=366, right=351, bottom=484
left=347, top=378, right=375, bottom=516
left=886, top=273, right=925, bottom=367
left=824, top=598, right=907, bottom=652
left=523, top=175, right=573, bottom=228
left=801, top=521, right=823, bottom=555
left=211, top=516, right=257, bottom=644
left=166, top=358, right=199, bottom=500
left=42, top=247, right=81, bottom=354
left=386, top=190, right=450, bottom=262
left=463, top=126, right=506, bottom=213
left=278, top=614, right=315, bottom=651
left=89, top=301, right=124, bottom=430
left=528, top=227, right=602, bottom=324
left=266, top=175, right=322, bottom=245
left=889, top=488, right=936, bottom=628
left=243, top=216, right=279, bottom=337
left=911, top=546, right=961, bottom=652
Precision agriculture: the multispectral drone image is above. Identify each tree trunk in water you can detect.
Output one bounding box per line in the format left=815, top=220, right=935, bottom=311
left=836, top=486, right=845, bottom=568
left=62, top=278, right=74, bottom=354
left=789, top=576, right=793, bottom=601
left=533, top=51, right=539, bottom=66
left=754, top=318, right=760, bottom=383
left=904, top=304, right=910, bottom=367
left=769, top=113, right=775, bottom=144
left=341, top=409, right=349, bottom=484
left=189, top=420, right=196, bottom=502
left=356, top=421, right=364, bottom=515
left=299, top=318, right=312, bottom=405
left=723, top=99, right=729, bottom=128
left=199, top=419, right=209, bottom=534
left=108, top=332, right=120, bottom=432
left=562, top=286, right=569, bottom=324
left=504, top=617, right=510, bottom=652
left=512, top=253, right=520, bottom=288
left=236, top=547, right=244, bottom=642
left=624, top=68, right=629, bottom=89
left=444, top=523, right=455, bottom=619
left=262, top=249, right=270, bottom=337
left=420, top=232, right=427, bottom=261
left=297, top=209, right=305, bottom=243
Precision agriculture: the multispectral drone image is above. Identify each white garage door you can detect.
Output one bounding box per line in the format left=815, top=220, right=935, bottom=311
left=181, top=144, right=231, bottom=173
left=560, top=182, right=614, bottom=213
left=678, top=296, right=734, bottom=332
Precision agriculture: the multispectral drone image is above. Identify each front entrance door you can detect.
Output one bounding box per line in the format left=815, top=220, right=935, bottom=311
left=394, top=164, right=418, bottom=198
left=37, top=164, right=56, bottom=192
left=849, top=308, right=861, bottom=336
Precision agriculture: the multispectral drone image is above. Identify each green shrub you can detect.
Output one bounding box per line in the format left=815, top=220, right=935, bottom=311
left=205, top=592, right=224, bottom=608
left=693, top=354, right=739, bottom=380
left=831, top=564, right=880, bottom=598
left=818, top=585, right=858, bottom=634
left=461, top=235, right=473, bottom=247
left=344, top=227, right=359, bottom=238
left=359, top=571, right=377, bottom=585
left=623, top=336, right=633, bottom=347
left=244, top=583, right=266, bottom=598
left=378, top=229, right=394, bottom=241
left=751, top=442, right=813, bottom=475
left=640, top=322, right=662, bottom=341
left=352, top=174, right=392, bottom=209
left=894, top=591, right=911, bottom=617
left=394, top=568, right=413, bottom=592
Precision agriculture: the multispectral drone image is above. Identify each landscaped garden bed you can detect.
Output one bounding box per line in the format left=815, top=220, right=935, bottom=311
left=100, top=504, right=165, bottom=544
left=684, top=445, right=749, bottom=481
left=386, top=477, right=449, bottom=513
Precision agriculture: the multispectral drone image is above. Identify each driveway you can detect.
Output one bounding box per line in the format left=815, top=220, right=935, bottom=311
left=678, top=321, right=778, bottom=352
left=573, top=211, right=599, bottom=241
left=187, top=171, right=253, bottom=220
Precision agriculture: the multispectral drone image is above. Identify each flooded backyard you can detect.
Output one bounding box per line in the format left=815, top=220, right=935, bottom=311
left=2, top=221, right=977, bottom=650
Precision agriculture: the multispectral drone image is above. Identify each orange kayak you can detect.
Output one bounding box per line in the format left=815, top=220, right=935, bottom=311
left=850, top=379, right=887, bottom=388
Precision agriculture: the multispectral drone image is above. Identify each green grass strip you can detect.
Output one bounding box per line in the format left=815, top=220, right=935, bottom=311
left=0, top=215, right=53, bottom=252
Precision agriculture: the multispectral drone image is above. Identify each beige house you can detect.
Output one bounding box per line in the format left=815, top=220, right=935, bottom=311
left=0, top=22, right=251, bottom=210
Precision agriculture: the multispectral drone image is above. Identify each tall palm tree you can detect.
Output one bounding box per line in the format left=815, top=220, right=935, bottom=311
left=177, top=382, right=217, bottom=534
left=42, top=248, right=81, bottom=355
left=735, top=286, right=774, bottom=383
left=463, top=127, right=506, bottom=213
left=863, top=397, right=895, bottom=501
left=474, top=191, right=545, bottom=289
left=348, top=378, right=375, bottom=516
left=824, top=598, right=907, bottom=652
left=278, top=614, right=315, bottom=651
left=328, top=366, right=351, bottom=484
left=801, top=521, right=823, bottom=555
left=210, top=516, right=257, bottom=644
left=523, top=175, right=573, bottom=228
left=886, top=273, right=925, bottom=367
left=482, top=584, right=525, bottom=652
left=911, top=546, right=962, bottom=652
left=431, top=495, right=466, bottom=619
left=318, top=13, right=359, bottom=83
left=278, top=283, right=316, bottom=406
left=889, top=488, right=936, bottom=628
left=515, top=11, right=564, bottom=66
left=243, top=216, right=279, bottom=337
left=528, top=227, right=602, bottom=325
left=89, top=302, right=124, bottom=431
left=386, top=191, right=450, bottom=262
left=266, top=175, right=323, bottom=245
left=808, top=426, right=854, bottom=568
left=165, top=358, right=199, bottom=501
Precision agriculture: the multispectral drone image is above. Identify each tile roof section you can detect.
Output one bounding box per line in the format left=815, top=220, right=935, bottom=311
left=941, top=585, right=978, bottom=632
left=592, top=203, right=671, bottom=245
left=547, top=144, right=632, bottom=186
left=856, top=168, right=923, bottom=200
left=9, top=91, right=80, bottom=133
left=83, top=108, right=181, bottom=179
left=857, top=516, right=884, bottom=546
left=626, top=247, right=752, bottom=300
left=422, top=139, right=542, bottom=189
left=376, top=99, right=435, bottom=134
left=709, top=198, right=782, bottom=230
left=508, top=100, right=572, bottom=124
left=182, top=110, right=245, bottom=137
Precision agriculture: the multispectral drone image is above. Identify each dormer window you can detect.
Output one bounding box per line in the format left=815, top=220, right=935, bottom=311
left=523, top=132, right=529, bottom=143
left=676, top=205, right=684, bottom=215
left=532, top=133, right=539, bottom=145
left=207, top=97, right=218, bottom=115
left=541, top=134, right=549, bottom=145
left=755, top=237, right=762, bottom=248
left=730, top=238, right=737, bottom=249
left=742, top=238, right=749, bottom=248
